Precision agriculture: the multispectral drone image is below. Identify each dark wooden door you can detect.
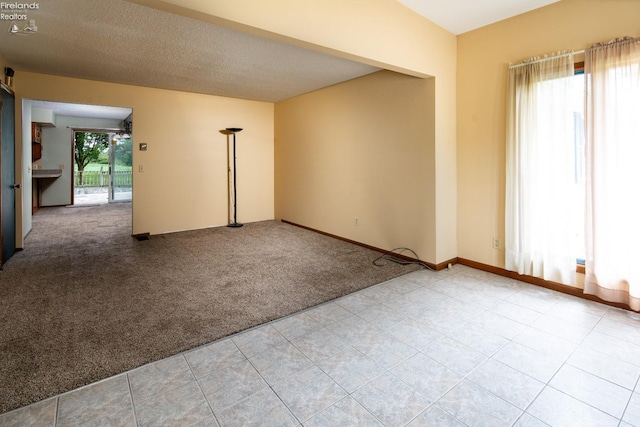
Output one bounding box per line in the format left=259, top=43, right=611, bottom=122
left=1, top=86, right=16, bottom=267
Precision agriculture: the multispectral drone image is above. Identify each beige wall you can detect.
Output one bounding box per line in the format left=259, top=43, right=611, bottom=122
left=14, top=72, right=274, bottom=240
left=457, top=0, right=640, bottom=268
left=275, top=71, right=437, bottom=262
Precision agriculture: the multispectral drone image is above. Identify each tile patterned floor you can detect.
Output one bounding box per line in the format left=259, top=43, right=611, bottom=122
left=3, top=265, right=640, bottom=426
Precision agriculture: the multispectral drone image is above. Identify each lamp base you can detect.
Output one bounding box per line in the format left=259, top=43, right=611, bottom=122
left=227, top=222, right=244, bottom=228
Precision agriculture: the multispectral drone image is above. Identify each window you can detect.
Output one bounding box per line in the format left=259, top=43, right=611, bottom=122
left=507, top=38, right=640, bottom=310
left=583, top=37, right=640, bottom=309
left=505, top=53, right=581, bottom=285
left=534, top=70, right=586, bottom=268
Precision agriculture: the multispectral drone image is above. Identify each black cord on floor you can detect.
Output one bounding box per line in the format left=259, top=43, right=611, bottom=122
left=372, top=247, right=435, bottom=271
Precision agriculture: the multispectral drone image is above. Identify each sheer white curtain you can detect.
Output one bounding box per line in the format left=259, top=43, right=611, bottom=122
left=505, top=53, right=581, bottom=285
left=584, top=37, right=640, bottom=310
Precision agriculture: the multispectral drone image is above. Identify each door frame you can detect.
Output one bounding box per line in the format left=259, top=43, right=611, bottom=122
left=0, top=85, right=3, bottom=267
left=0, top=82, right=16, bottom=268
left=70, top=127, right=125, bottom=206
left=107, top=132, right=133, bottom=204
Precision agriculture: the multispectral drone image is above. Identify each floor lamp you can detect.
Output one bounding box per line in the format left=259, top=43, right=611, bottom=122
left=219, top=127, right=243, bottom=228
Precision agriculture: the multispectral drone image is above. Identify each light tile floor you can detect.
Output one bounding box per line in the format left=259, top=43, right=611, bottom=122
left=3, top=265, right=640, bottom=426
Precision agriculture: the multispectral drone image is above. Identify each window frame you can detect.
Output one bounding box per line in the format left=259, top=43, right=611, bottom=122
left=575, top=60, right=585, bottom=274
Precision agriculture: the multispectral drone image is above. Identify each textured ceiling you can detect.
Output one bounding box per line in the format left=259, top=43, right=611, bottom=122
left=0, top=0, right=380, bottom=103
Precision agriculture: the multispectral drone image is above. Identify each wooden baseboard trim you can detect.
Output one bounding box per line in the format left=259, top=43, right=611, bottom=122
left=278, top=221, right=630, bottom=310
left=457, top=257, right=632, bottom=311
left=436, top=258, right=459, bottom=271
left=281, top=220, right=453, bottom=271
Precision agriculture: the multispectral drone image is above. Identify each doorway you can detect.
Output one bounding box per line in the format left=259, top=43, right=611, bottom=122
left=72, top=122, right=132, bottom=206
left=26, top=100, right=132, bottom=211
left=73, top=130, right=110, bottom=206
left=23, top=100, right=133, bottom=252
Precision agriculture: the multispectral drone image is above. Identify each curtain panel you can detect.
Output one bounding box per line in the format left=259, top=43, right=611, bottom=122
left=584, top=37, right=640, bottom=310
left=505, top=53, right=580, bottom=285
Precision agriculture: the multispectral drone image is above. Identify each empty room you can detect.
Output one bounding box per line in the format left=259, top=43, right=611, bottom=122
left=1, top=0, right=639, bottom=426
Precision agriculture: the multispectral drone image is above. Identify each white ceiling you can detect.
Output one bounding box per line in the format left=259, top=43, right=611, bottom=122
left=0, top=0, right=559, bottom=116
left=31, top=100, right=131, bottom=121
left=396, top=0, right=560, bottom=35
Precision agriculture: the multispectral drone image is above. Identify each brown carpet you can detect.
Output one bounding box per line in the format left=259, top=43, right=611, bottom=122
left=0, top=203, right=420, bottom=414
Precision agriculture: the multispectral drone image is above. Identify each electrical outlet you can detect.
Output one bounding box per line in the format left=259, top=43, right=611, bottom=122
left=354, top=217, right=359, bottom=226
left=493, top=237, right=500, bottom=249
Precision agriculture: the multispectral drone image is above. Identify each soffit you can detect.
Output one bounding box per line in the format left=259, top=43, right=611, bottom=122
left=31, top=100, right=131, bottom=121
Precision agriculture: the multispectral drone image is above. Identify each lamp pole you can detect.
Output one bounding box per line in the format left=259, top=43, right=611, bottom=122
left=225, top=128, right=243, bottom=228
left=219, top=129, right=233, bottom=224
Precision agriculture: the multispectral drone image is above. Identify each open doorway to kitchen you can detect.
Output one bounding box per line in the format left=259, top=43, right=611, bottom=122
left=24, top=99, right=135, bottom=262
left=28, top=100, right=133, bottom=211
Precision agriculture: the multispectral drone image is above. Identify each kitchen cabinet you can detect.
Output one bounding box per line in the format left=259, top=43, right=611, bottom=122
left=32, top=141, right=42, bottom=161
left=32, top=122, right=42, bottom=161
left=32, top=122, right=41, bottom=143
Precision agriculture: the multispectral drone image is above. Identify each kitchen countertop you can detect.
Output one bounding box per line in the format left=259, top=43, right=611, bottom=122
left=32, top=169, right=63, bottom=179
